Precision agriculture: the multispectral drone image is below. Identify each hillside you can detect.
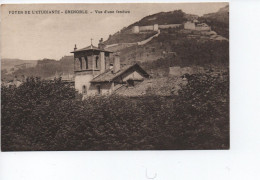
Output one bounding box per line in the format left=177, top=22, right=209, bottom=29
left=202, top=5, right=229, bottom=24
left=104, top=7, right=229, bottom=67
left=129, top=10, right=187, bottom=27
left=12, top=57, right=74, bottom=79
left=105, top=10, right=188, bottom=45
left=1, top=58, right=38, bottom=73
left=106, top=25, right=228, bottom=69
left=200, top=5, right=229, bottom=38
left=1, top=56, right=74, bottom=82
left=105, top=32, right=157, bottom=45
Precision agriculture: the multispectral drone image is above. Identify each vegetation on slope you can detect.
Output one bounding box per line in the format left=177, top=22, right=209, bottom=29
left=105, top=32, right=157, bottom=45
left=127, top=10, right=187, bottom=28
left=104, top=10, right=187, bottom=45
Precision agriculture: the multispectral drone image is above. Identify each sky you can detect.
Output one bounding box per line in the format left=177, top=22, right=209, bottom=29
left=1, top=3, right=228, bottom=60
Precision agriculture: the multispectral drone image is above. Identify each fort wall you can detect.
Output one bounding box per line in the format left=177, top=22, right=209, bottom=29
left=132, top=24, right=181, bottom=33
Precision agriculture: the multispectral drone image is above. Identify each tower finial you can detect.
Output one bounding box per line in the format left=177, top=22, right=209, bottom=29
left=91, top=38, right=93, bottom=46
left=74, top=44, right=77, bottom=51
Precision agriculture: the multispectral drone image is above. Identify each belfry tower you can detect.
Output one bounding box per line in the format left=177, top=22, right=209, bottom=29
left=71, top=38, right=113, bottom=94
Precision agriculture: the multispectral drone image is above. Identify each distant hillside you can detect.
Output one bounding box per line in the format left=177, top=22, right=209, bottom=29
left=1, top=58, right=38, bottom=72
left=104, top=10, right=188, bottom=45
left=200, top=5, right=229, bottom=38
left=103, top=5, right=229, bottom=66
left=116, top=29, right=229, bottom=68
left=2, top=56, right=74, bottom=81
left=103, top=7, right=229, bottom=72
left=12, top=56, right=74, bottom=79
left=202, top=5, right=229, bottom=24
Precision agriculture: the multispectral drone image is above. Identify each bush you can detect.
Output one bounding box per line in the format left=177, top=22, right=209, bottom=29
left=1, top=74, right=229, bottom=151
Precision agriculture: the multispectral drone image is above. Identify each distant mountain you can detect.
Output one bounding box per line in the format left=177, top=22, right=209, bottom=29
left=1, top=57, right=74, bottom=81
left=103, top=7, right=229, bottom=72
left=105, top=10, right=189, bottom=45
left=200, top=5, right=229, bottom=38
left=1, top=58, right=38, bottom=72
left=10, top=57, right=74, bottom=79
left=202, top=5, right=229, bottom=24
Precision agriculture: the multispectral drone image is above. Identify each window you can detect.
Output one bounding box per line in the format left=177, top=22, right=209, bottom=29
left=97, top=85, right=101, bottom=94
left=81, top=57, right=86, bottom=70
left=75, top=58, right=81, bottom=71
left=85, top=57, right=88, bottom=69
left=80, top=58, right=82, bottom=69
left=127, top=79, right=135, bottom=87
left=95, top=56, right=99, bottom=69
left=82, top=85, right=87, bottom=94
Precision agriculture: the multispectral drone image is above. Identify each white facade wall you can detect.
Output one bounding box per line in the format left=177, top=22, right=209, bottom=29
left=153, top=24, right=159, bottom=31
left=159, top=24, right=181, bottom=29
left=75, top=72, right=95, bottom=95
left=139, top=25, right=154, bottom=31
left=133, top=24, right=181, bottom=33
left=132, top=26, right=140, bottom=33
left=184, top=22, right=196, bottom=30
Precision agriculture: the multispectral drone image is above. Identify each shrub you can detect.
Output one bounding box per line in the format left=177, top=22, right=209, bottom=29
left=1, top=74, right=229, bottom=151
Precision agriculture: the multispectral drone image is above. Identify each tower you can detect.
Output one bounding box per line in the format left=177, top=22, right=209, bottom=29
left=71, top=39, right=113, bottom=95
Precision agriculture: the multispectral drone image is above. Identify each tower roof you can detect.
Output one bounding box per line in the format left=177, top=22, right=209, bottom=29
left=71, top=44, right=112, bottom=53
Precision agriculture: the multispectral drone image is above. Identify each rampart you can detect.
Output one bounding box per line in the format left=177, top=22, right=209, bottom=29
left=132, top=24, right=181, bottom=33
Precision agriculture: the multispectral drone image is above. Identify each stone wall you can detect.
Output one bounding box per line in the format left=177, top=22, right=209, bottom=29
left=132, top=24, right=181, bottom=33
left=159, top=24, right=181, bottom=29
left=139, top=25, right=154, bottom=31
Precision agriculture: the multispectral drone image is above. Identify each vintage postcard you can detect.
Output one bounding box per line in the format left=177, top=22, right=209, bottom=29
left=1, top=3, right=229, bottom=151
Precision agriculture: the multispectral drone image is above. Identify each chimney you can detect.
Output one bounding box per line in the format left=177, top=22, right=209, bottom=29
left=74, top=44, right=77, bottom=51
left=113, top=54, right=120, bottom=73
left=98, top=38, right=105, bottom=50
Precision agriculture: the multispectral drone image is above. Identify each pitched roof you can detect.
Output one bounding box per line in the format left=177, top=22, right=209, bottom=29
left=71, top=44, right=112, bottom=53
left=91, top=63, right=150, bottom=83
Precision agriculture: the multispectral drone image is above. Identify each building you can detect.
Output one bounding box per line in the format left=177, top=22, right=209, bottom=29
left=184, top=21, right=196, bottom=30
left=132, top=24, right=159, bottom=33
left=184, top=21, right=211, bottom=31
left=195, top=23, right=211, bottom=31
left=71, top=38, right=150, bottom=96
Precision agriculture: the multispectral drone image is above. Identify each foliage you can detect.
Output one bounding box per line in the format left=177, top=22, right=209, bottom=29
left=200, top=18, right=229, bottom=38
left=1, top=74, right=229, bottom=151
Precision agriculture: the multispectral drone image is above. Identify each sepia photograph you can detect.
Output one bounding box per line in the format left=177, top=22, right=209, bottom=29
left=1, top=3, right=229, bottom=151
